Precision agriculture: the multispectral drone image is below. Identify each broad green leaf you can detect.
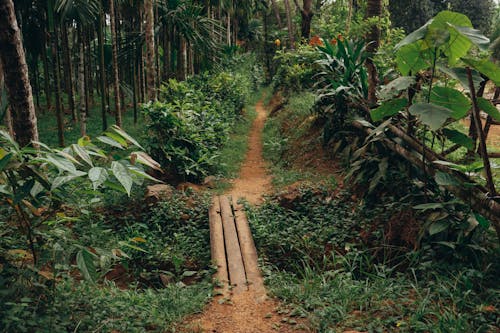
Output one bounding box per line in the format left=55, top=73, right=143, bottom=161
left=111, top=161, right=133, bottom=196
left=429, top=220, right=449, bottom=235
left=44, top=155, right=77, bottom=174
left=51, top=172, right=87, bottom=190
left=88, top=167, right=108, bottom=190
left=104, top=131, right=128, bottom=148
left=433, top=160, right=483, bottom=173
left=477, top=97, right=500, bottom=121
left=97, top=136, right=124, bottom=149
left=371, top=98, right=408, bottom=122
left=130, top=151, right=162, bottom=171
left=434, top=171, right=459, bottom=186
left=379, top=77, right=415, bottom=100
left=395, top=21, right=431, bottom=49
left=462, top=58, right=500, bottom=86
left=409, top=103, right=454, bottom=131
left=430, top=86, right=471, bottom=119
left=71, top=144, right=93, bottom=167
left=128, top=166, right=162, bottom=183
left=428, top=11, right=473, bottom=65
left=414, top=202, right=447, bottom=210
left=442, top=128, right=474, bottom=150
left=396, top=42, right=428, bottom=75
left=118, top=241, right=148, bottom=253
left=438, top=66, right=482, bottom=92
left=110, top=125, right=144, bottom=150
left=76, top=249, right=97, bottom=283
left=449, top=25, right=490, bottom=50
left=0, top=130, right=18, bottom=149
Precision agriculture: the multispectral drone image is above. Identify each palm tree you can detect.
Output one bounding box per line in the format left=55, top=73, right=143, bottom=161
left=365, top=0, right=382, bottom=105
left=144, top=0, right=156, bottom=101
left=0, top=0, right=39, bottom=146
left=109, top=0, right=122, bottom=127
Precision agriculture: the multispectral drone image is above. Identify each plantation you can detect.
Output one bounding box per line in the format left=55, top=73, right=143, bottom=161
left=1, top=0, right=499, bottom=332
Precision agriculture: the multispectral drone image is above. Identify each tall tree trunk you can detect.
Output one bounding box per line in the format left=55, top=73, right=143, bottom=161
left=51, top=24, right=65, bottom=147
left=98, top=9, right=108, bottom=130
left=144, top=0, right=156, bottom=101
left=293, top=0, right=314, bottom=39
left=177, top=36, right=186, bottom=81
left=78, top=37, right=86, bottom=136
left=0, top=60, right=14, bottom=137
left=226, top=12, right=231, bottom=45
left=270, top=0, right=282, bottom=29
left=41, top=23, right=51, bottom=111
left=61, top=24, right=76, bottom=123
left=365, top=0, right=382, bottom=105
left=0, top=0, right=39, bottom=146
left=346, top=0, right=353, bottom=34
left=109, top=0, right=122, bottom=127
left=284, top=0, right=295, bottom=49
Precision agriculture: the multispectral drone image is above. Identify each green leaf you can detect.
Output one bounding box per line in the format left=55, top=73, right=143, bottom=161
left=379, top=77, right=415, bottom=100
left=434, top=171, right=459, bottom=186
left=76, top=249, right=97, bottom=283
left=104, top=131, right=128, bottom=148
left=442, top=128, right=474, bottom=150
left=71, top=144, right=93, bottom=167
left=97, top=136, right=124, bottom=149
left=395, top=21, right=431, bottom=49
left=51, top=172, right=87, bottom=190
left=111, top=161, right=133, bottom=196
left=396, top=42, right=428, bottom=75
left=429, top=220, right=449, bottom=235
left=477, top=97, right=500, bottom=121
left=449, top=25, right=490, bottom=50
left=44, top=155, right=77, bottom=174
left=88, top=167, right=108, bottom=191
left=409, top=103, right=454, bottom=131
left=131, top=151, right=162, bottom=171
left=462, top=58, right=500, bottom=86
left=430, top=86, right=471, bottom=119
left=110, top=125, right=144, bottom=150
left=438, top=66, right=482, bottom=92
left=371, top=98, right=408, bottom=122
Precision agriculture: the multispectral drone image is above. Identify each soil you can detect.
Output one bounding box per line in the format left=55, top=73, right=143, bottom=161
left=181, top=99, right=310, bottom=333
left=227, top=100, right=273, bottom=205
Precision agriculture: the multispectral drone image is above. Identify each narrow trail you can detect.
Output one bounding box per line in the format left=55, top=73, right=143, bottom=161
left=228, top=99, right=273, bottom=205
left=183, top=99, right=308, bottom=333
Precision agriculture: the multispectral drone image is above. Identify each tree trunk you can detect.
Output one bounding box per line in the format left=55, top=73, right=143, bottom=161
left=226, top=12, right=231, bottom=45
left=270, top=0, right=282, bottom=29
left=0, top=0, right=39, bottom=146
left=144, top=0, right=156, bottom=101
left=365, top=0, right=382, bottom=105
left=109, top=0, right=122, bottom=127
left=293, top=0, right=314, bottom=39
left=0, top=61, right=14, bottom=137
left=98, top=9, right=108, bottom=130
left=284, top=0, right=295, bottom=49
left=61, top=24, right=76, bottom=124
left=346, top=0, right=353, bottom=34
left=41, top=24, right=51, bottom=111
left=78, top=38, right=86, bottom=137
left=51, top=24, right=65, bottom=147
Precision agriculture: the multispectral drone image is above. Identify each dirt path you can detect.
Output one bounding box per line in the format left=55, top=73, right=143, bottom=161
left=182, top=100, right=308, bottom=333
left=227, top=99, right=273, bottom=205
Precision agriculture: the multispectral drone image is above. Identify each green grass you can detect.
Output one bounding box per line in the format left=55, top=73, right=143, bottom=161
left=248, top=188, right=500, bottom=333
left=36, top=95, right=145, bottom=147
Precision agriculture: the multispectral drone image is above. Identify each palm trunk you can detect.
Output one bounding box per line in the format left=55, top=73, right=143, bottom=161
left=61, top=24, right=76, bottom=124
left=365, top=0, right=382, bottom=105
left=144, top=0, right=156, bottom=101
left=41, top=23, right=51, bottom=111
left=98, top=9, right=108, bottom=130
left=78, top=38, right=86, bottom=137
left=109, top=0, right=122, bottom=127
left=51, top=24, right=65, bottom=147
left=0, top=0, right=39, bottom=146
left=284, top=0, right=295, bottom=49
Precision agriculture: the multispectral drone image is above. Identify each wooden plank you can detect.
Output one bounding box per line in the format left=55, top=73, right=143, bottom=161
left=219, top=196, right=247, bottom=293
left=209, top=196, right=229, bottom=296
left=232, top=197, right=266, bottom=300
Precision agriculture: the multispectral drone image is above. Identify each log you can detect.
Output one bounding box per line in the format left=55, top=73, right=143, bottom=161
left=209, top=196, right=229, bottom=297
left=219, top=196, right=247, bottom=293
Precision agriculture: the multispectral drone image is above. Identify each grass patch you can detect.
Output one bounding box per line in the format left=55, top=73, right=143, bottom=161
left=248, top=187, right=500, bottom=333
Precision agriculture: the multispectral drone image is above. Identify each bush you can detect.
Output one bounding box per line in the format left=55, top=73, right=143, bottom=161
left=144, top=54, right=262, bottom=181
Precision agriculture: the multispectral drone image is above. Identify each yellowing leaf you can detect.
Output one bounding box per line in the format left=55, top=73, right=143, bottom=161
left=131, top=237, right=147, bottom=243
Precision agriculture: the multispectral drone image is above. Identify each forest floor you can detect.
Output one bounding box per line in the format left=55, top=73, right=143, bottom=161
left=181, top=100, right=309, bottom=333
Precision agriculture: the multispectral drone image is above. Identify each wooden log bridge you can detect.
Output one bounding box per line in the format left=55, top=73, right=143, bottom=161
left=209, top=196, right=266, bottom=300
